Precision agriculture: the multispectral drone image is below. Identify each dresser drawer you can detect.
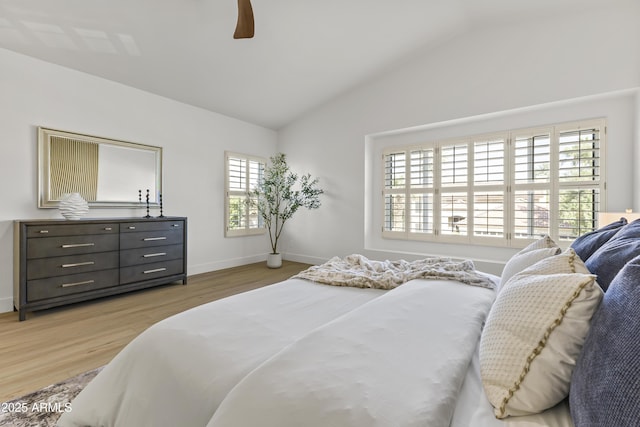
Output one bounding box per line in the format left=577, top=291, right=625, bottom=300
left=27, top=251, right=119, bottom=280
left=120, top=244, right=184, bottom=267
left=27, top=234, right=119, bottom=259
left=26, top=223, right=118, bottom=238
left=121, top=220, right=184, bottom=233
left=14, top=217, right=187, bottom=321
left=120, top=259, right=184, bottom=284
left=120, top=229, right=183, bottom=250
left=27, top=269, right=119, bottom=302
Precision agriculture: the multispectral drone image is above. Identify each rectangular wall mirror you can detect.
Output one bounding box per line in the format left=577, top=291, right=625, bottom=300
left=38, top=127, right=163, bottom=208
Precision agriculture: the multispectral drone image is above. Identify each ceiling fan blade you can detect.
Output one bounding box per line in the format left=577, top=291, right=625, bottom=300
left=234, top=0, right=254, bottom=39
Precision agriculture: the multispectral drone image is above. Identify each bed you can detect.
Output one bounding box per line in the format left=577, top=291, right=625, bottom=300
left=58, top=221, right=640, bottom=427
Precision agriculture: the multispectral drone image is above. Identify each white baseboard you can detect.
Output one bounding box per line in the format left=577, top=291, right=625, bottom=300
left=187, top=254, right=268, bottom=276
left=188, top=253, right=326, bottom=276
left=283, top=253, right=327, bottom=266
left=0, top=296, right=14, bottom=314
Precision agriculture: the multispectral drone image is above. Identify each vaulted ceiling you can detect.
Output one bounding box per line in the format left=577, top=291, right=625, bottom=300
left=0, top=0, right=622, bottom=129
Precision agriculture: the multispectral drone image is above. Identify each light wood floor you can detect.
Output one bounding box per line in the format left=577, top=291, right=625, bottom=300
left=0, top=261, right=310, bottom=402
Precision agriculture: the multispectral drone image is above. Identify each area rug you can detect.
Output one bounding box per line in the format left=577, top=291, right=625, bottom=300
left=0, top=367, right=103, bottom=427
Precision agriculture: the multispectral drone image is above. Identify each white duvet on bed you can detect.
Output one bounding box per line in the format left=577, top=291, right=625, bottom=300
left=59, top=271, right=575, bottom=427
left=206, top=279, right=495, bottom=427
left=57, top=279, right=385, bottom=427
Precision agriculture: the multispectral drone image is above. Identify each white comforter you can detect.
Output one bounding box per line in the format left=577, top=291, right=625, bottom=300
left=206, top=279, right=495, bottom=427
left=59, top=273, right=572, bottom=427
left=57, top=279, right=385, bottom=427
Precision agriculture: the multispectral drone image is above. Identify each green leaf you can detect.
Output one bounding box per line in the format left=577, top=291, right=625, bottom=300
left=245, top=153, right=324, bottom=253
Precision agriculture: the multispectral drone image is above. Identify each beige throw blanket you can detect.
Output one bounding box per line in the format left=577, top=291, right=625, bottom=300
left=293, top=254, right=496, bottom=290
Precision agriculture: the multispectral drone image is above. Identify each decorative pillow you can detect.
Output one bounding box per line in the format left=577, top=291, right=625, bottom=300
left=499, top=247, right=560, bottom=292
left=570, top=217, right=627, bottom=262
left=585, top=218, right=640, bottom=291
left=570, top=255, right=640, bottom=426
left=516, top=248, right=592, bottom=276
left=519, top=235, right=558, bottom=253
left=480, top=249, right=604, bottom=418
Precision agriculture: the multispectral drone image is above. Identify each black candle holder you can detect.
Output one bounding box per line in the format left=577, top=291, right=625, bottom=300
left=144, top=189, right=151, bottom=218
left=157, top=193, right=164, bottom=218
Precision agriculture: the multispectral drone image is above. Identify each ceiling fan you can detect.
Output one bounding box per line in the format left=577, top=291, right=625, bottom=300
left=234, top=0, right=254, bottom=39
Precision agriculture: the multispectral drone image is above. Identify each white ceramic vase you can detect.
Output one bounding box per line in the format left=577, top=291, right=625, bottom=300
left=59, top=193, right=89, bottom=220
left=267, top=253, right=282, bottom=269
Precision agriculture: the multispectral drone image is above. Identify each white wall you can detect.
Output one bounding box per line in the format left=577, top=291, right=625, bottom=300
left=278, top=3, right=640, bottom=274
left=0, top=48, right=277, bottom=313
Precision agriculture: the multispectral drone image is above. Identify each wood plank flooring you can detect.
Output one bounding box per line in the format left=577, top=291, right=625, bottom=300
left=0, top=261, right=309, bottom=402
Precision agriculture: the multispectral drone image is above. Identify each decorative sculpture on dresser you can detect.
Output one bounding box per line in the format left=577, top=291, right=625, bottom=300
left=58, top=193, right=89, bottom=220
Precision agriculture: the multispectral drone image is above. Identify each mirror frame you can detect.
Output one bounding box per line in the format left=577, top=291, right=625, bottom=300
left=38, top=127, right=163, bottom=208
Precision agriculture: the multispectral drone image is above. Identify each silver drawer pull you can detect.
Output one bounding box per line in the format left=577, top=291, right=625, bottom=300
left=128, top=226, right=136, bottom=230
left=143, top=252, right=167, bottom=258
left=143, top=237, right=167, bottom=241
left=172, top=224, right=180, bottom=227
left=39, top=230, right=49, bottom=234
left=104, top=227, right=113, bottom=231
left=143, top=267, right=167, bottom=274
left=61, top=280, right=95, bottom=288
left=61, top=243, right=95, bottom=248
left=62, top=261, right=95, bottom=268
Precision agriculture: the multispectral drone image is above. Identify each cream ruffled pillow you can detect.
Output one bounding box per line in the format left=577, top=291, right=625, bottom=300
left=519, top=235, right=558, bottom=253
left=499, top=235, right=560, bottom=292
left=499, top=247, right=560, bottom=292
left=480, top=248, right=603, bottom=418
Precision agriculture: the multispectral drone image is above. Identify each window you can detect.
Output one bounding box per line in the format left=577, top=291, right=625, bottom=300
left=381, top=119, right=605, bottom=247
left=225, top=152, right=266, bottom=237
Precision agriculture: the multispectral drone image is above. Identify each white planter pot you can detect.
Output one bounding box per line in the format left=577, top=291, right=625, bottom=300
left=267, top=253, right=282, bottom=269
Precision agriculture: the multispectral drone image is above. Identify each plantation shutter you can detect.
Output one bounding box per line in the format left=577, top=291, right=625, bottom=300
left=383, top=151, right=407, bottom=233
left=511, top=129, right=552, bottom=240
left=225, top=152, right=266, bottom=237
left=409, top=149, right=435, bottom=234
left=440, top=143, right=468, bottom=236
left=383, top=148, right=436, bottom=237
left=556, top=124, right=602, bottom=240
left=247, top=159, right=264, bottom=228
left=472, top=136, right=506, bottom=240
left=378, top=118, right=605, bottom=247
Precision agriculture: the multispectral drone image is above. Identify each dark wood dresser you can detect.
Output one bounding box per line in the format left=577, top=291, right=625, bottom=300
left=13, top=217, right=187, bottom=321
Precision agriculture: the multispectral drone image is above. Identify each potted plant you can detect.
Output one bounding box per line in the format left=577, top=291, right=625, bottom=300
left=248, top=153, right=323, bottom=268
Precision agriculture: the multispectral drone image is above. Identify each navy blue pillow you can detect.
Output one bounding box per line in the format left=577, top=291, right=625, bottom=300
left=570, top=255, right=640, bottom=426
left=585, top=219, right=640, bottom=291
left=571, top=217, right=627, bottom=261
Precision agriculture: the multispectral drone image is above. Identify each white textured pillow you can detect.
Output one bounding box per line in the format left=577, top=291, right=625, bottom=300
left=517, top=248, right=591, bottom=276
left=499, top=247, right=560, bottom=291
left=519, top=235, right=558, bottom=253
left=480, top=249, right=603, bottom=418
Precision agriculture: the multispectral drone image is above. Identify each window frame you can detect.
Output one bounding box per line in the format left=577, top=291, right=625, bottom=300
left=224, top=151, right=267, bottom=237
left=380, top=119, right=606, bottom=248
